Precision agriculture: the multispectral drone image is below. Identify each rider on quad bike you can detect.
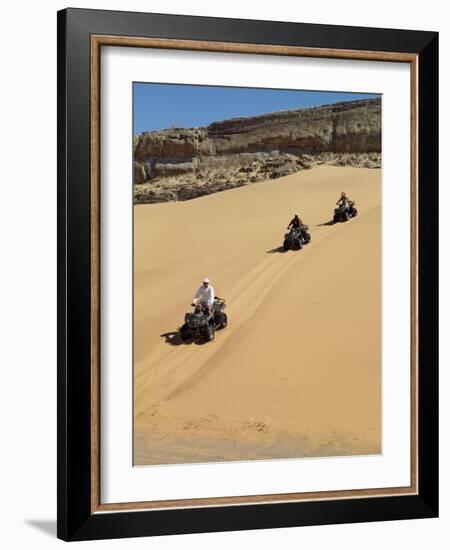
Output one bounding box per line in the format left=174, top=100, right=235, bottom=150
left=334, top=192, right=358, bottom=222
left=179, top=278, right=228, bottom=342
left=336, top=192, right=350, bottom=209
left=287, top=214, right=309, bottom=240
left=287, top=214, right=303, bottom=230
left=192, top=277, right=214, bottom=312
left=284, top=214, right=311, bottom=250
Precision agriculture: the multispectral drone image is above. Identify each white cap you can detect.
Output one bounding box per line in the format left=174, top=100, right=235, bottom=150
left=203, top=277, right=210, bottom=283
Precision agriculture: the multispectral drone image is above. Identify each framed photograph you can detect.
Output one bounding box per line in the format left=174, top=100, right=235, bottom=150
left=57, top=8, right=438, bottom=541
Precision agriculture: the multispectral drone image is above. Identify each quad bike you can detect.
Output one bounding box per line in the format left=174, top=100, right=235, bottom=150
left=179, top=297, right=227, bottom=342
left=300, top=224, right=311, bottom=244
left=333, top=201, right=358, bottom=223
left=283, top=224, right=311, bottom=251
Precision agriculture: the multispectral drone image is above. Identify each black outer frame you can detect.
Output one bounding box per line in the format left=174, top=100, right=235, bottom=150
left=57, top=8, right=438, bottom=542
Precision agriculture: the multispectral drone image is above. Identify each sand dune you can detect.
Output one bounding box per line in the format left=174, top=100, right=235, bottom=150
left=133, top=166, right=381, bottom=465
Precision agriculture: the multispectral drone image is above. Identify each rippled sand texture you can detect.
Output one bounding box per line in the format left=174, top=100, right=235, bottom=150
left=133, top=166, right=381, bottom=465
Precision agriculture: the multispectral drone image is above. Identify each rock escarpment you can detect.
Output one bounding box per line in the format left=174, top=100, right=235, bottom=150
left=134, top=98, right=381, bottom=203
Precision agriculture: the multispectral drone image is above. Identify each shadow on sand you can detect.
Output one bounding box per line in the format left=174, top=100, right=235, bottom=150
left=317, top=220, right=335, bottom=227
left=161, top=331, right=209, bottom=347
left=161, top=331, right=183, bottom=346
left=266, top=246, right=288, bottom=254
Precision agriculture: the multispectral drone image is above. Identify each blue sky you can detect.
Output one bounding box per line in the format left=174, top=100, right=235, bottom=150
left=133, top=83, right=380, bottom=135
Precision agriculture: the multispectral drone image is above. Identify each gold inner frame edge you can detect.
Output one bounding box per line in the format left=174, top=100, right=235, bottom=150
left=89, top=34, right=419, bottom=514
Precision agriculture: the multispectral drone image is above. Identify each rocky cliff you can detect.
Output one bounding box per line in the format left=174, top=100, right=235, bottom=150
left=134, top=97, right=381, bottom=203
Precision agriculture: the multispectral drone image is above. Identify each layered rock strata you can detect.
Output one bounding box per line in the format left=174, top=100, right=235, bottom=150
left=133, top=98, right=381, bottom=203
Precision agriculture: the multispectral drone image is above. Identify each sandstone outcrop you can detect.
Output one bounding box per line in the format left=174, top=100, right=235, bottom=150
left=134, top=98, right=381, bottom=203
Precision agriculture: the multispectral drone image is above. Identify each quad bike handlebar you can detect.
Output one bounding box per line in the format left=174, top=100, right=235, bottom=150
left=191, top=298, right=225, bottom=308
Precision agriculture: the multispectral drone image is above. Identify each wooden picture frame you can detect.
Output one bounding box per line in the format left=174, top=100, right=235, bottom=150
left=57, top=8, right=438, bottom=541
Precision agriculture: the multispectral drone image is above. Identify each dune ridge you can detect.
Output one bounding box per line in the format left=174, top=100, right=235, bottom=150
left=133, top=166, right=381, bottom=465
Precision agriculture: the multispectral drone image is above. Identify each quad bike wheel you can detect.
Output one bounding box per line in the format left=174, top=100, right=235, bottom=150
left=304, top=233, right=311, bottom=244
left=204, top=324, right=215, bottom=342
left=218, top=313, right=228, bottom=329
left=343, top=211, right=350, bottom=221
left=180, top=324, right=191, bottom=341
left=293, top=238, right=303, bottom=250
left=283, top=240, right=289, bottom=251
left=333, top=214, right=339, bottom=223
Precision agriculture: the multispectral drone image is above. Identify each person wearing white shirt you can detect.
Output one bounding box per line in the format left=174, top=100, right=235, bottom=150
left=192, top=277, right=215, bottom=311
